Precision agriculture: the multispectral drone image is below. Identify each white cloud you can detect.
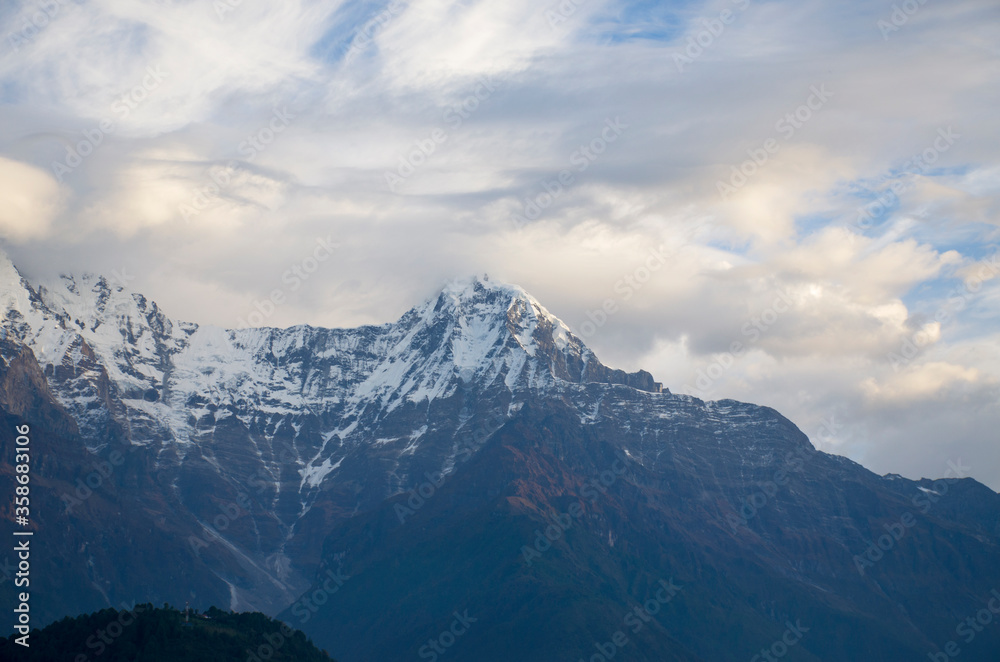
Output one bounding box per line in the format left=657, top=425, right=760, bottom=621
left=0, top=157, right=65, bottom=241
left=0, top=0, right=998, bottom=489
left=860, top=361, right=983, bottom=405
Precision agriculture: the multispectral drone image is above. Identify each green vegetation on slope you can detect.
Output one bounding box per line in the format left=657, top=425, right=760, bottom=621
left=0, top=604, right=336, bottom=662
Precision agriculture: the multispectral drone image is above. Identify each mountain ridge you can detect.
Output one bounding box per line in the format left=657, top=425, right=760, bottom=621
left=0, top=253, right=665, bottom=616
left=1, top=252, right=998, bottom=661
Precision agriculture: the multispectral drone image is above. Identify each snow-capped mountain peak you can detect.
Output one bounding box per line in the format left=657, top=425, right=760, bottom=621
left=436, top=274, right=574, bottom=351
left=0, top=257, right=660, bottom=479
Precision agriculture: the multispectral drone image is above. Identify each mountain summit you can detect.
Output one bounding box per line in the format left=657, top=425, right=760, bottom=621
left=0, top=259, right=662, bottom=612
left=1, top=264, right=657, bottom=434
left=1, top=256, right=998, bottom=661
left=0, top=260, right=659, bottom=462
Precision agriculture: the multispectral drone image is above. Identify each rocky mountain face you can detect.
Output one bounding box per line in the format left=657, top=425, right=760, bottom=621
left=294, top=398, right=1000, bottom=661
left=1, top=253, right=998, bottom=661
left=0, top=256, right=659, bottom=617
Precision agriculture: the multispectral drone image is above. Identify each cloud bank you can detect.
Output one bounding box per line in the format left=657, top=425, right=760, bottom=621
left=1, top=0, right=998, bottom=488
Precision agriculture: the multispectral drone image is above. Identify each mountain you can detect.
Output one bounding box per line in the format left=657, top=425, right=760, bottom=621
left=0, top=257, right=659, bottom=618
left=0, top=252, right=998, bottom=660
left=0, top=604, right=335, bottom=661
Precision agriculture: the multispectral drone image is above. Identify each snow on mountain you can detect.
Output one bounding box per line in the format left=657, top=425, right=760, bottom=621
left=0, top=257, right=661, bottom=501
left=7, top=261, right=1000, bottom=661
left=337, top=276, right=587, bottom=421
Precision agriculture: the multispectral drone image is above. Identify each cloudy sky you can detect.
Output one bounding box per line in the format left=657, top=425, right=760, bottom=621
left=1, top=0, right=998, bottom=488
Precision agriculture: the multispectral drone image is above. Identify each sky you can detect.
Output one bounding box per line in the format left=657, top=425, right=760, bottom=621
left=0, top=0, right=998, bottom=489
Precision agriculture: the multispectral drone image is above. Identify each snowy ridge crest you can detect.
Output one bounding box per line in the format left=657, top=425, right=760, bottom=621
left=0, top=262, right=659, bottom=477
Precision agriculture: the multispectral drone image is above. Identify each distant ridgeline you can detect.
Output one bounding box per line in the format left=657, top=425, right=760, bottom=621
left=0, top=605, right=336, bottom=661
